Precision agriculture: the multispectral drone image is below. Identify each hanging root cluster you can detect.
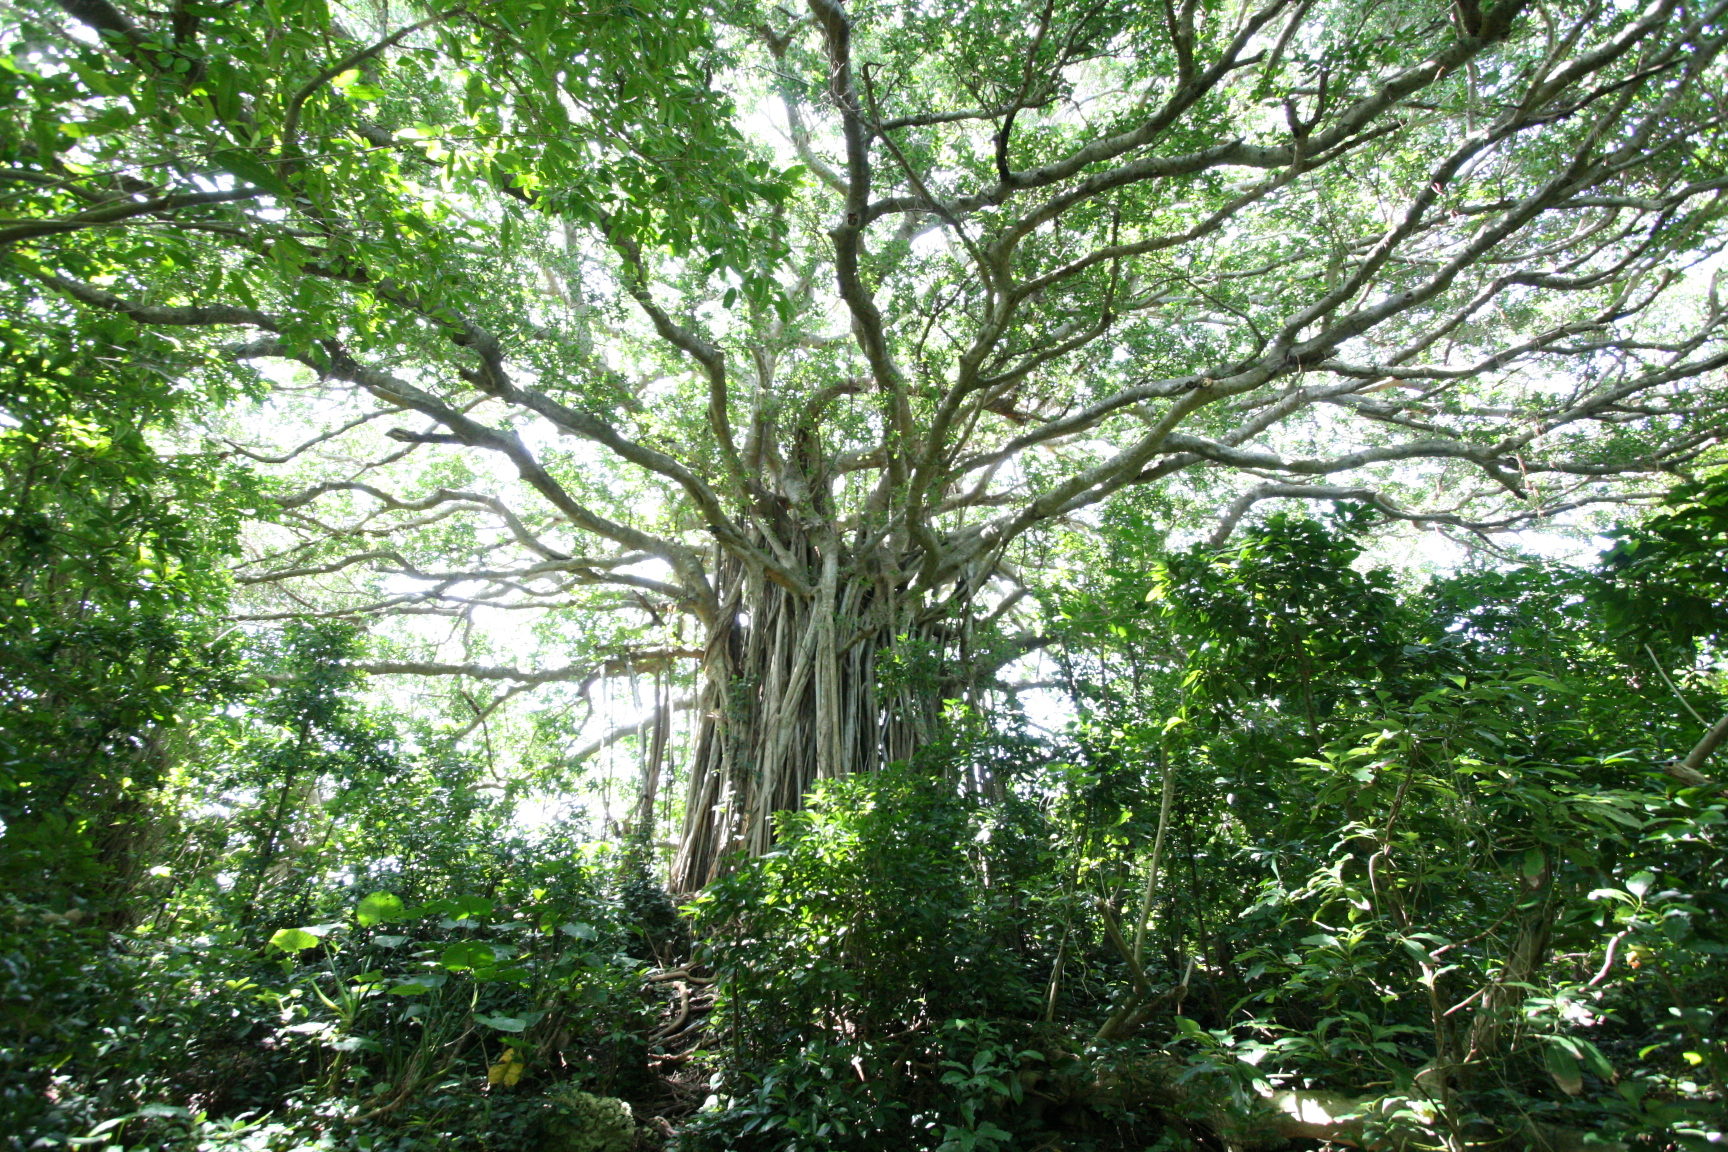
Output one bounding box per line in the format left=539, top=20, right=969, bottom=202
left=671, top=539, right=952, bottom=891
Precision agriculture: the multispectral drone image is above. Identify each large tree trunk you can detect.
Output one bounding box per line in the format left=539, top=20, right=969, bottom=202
left=670, top=538, right=951, bottom=892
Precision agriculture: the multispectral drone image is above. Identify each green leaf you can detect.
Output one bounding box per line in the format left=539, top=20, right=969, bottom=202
left=1522, top=848, right=1545, bottom=881
left=356, top=891, right=407, bottom=926
left=267, top=927, right=321, bottom=953
left=427, top=894, right=494, bottom=922
left=1545, top=1040, right=1584, bottom=1095
left=1574, top=1038, right=1617, bottom=1082
left=212, top=148, right=294, bottom=198
left=440, top=940, right=496, bottom=971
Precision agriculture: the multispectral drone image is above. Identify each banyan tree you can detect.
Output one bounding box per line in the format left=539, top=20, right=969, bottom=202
left=14, top=0, right=1728, bottom=887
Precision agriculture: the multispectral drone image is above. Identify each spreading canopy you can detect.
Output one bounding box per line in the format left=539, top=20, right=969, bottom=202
left=8, top=0, right=1728, bottom=879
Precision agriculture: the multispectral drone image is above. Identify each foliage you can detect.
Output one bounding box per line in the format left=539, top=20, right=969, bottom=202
left=684, top=768, right=1048, bottom=1151
left=4, top=0, right=1728, bottom=1147
left=1045, top=511, right=1727, bottom=1147
left=9, top=0, right=1728, bottom=892
left=0, top=292, right=258, bottom=1137
left=21, top=811, right=670, bottom=1151
left=0, top=299, right=253, bottom=895
left=1598, top=470, right=1728, bottom=652
left=540, top=1086, right=635, bottom=1152
left=669, top=513, right=1726, bottom=1151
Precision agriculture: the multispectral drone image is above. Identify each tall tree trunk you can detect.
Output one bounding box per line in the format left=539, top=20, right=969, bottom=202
left=670, top=539, right=950, bottom=892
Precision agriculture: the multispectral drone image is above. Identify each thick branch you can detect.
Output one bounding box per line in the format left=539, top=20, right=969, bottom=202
left=357, top=648, right=702, bottom=686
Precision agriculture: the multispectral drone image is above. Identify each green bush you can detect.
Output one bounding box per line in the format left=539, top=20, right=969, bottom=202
left=539, top=1086, right=635, bottom=1152
left=683, top=767, right=1048, bottom=1152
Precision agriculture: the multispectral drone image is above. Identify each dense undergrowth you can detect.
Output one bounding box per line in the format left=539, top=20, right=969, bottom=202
left=674, top=511, right=1728, bottom=1152
left=5, top=507, right=1724, bottom=1150
left=2, top=317, right=1725, bottom=1150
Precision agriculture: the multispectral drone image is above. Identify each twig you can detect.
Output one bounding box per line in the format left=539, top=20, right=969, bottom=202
left=1646, top=643, right=1707, bottom=725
